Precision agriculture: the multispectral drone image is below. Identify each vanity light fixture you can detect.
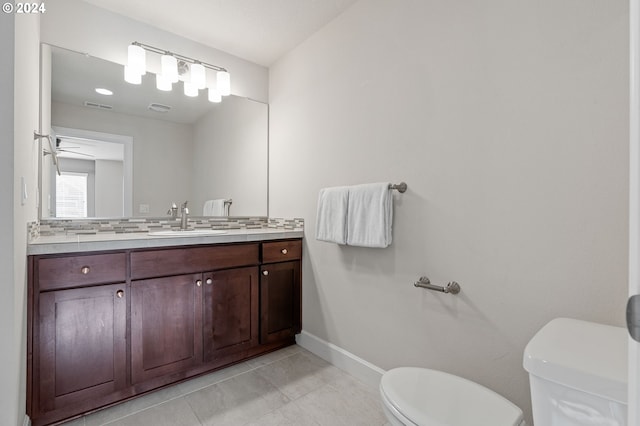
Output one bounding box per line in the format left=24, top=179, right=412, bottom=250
left=217, top=71, right=231, bottom=96
left=184, top=81, right=198, bottom=97
left=125, top=41, right=231, bottom=102
left=124, top=66, right=142, bottom=84
left=127, top=44, right=146, bottom=76
left=190, top=62, right=206, bottom=89
left=161, top=53, right=179, bottom=83
left=156, top=73, right=172, bottom=91
left=208, top=87, right=222, bottom=103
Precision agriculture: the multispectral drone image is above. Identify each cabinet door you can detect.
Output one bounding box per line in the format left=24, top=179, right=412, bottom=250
left=203, top=267, right=259, bottom=362
left=38, top=284, right=127, bottom=413
left=131, top=273, right=203, bottom=383
left=260, top=261, right=301, bottom=344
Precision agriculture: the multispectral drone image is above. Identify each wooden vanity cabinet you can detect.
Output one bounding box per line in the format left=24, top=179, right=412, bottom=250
left=129, top=244, right=260, bottom=383
left=28, top=239, right=301, bottom=426
left=203, top=266, right=259, bottom=362
left=130, top=273, right=203, bottom=384
left=37, top=284, right=128, bottom=413
left=29, top=253, right=128, bottom=425
left=37, top=252, right=126, bottom=290
left=260, top=240, right=302, bottom=343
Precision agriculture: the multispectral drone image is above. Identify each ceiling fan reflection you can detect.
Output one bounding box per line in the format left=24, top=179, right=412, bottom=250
left=56, top=138, right=95, bottom=158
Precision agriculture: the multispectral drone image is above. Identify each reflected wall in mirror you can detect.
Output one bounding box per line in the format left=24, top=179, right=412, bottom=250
left=40, top=44, right=268, bottom=219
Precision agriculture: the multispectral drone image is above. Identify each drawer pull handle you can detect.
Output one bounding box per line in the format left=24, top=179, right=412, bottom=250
left=116, top=290, right=124, bottom=298
left=263, top=270, right=269, bottom=276
left=81, top=266, right=90, bottom=275
left=196, top=280, right=202, bottom=287
left=281, top=248, right=288, bottom=255
left=206, top=278, right=213, bottom=285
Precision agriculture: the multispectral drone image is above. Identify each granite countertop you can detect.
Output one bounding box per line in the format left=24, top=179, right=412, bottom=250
left=28, top=228, right=304, bottom=255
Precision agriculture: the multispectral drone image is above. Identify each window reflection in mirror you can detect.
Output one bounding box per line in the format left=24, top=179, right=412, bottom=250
left=55, top=172, right=88, bottom=217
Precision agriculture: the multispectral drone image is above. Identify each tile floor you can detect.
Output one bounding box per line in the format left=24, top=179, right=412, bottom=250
left=60, top=345, right=389, bottom=426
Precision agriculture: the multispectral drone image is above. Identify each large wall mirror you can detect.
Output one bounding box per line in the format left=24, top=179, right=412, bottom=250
left=40, top=43, right=268, bottom=219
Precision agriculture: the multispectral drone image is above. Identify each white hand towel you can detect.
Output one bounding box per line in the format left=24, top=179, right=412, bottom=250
left=315, top=186, right=349, bottom=245
left=203, top=199, right=226, bottom=216
left=346, top=183, right=392, bottom=248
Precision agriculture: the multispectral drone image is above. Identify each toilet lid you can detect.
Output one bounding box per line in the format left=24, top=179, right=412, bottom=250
left=380, top=367, right=523, bottom=426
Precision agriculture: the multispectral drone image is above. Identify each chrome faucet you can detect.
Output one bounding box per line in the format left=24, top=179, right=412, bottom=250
left=180, top=201, right=189, bottom=230
left=167, top=203, right=178, bottom=219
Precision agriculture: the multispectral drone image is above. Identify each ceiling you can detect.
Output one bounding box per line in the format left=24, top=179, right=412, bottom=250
left=80, top=0, right=359, bottom=66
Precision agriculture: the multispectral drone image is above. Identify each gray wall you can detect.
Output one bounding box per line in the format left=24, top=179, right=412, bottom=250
left=95, top=160, right=124, bottom=217
left=0, top=11, right=17, bottom=426
left=192, top=96, right=268, bottom=216
left=1, top=12, right=41, bottom=426
left=269, top=0, right=629, bottom=423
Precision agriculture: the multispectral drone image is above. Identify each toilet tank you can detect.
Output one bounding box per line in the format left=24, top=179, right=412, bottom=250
left=523, top=318, right=627, bottom=426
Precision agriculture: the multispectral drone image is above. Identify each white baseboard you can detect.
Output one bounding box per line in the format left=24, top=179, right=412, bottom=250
left=296, top=330, right=385, bottom=389
left=22, top=414, right=30, bottom=426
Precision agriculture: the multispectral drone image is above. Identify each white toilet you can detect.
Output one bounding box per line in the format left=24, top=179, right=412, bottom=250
left=380, top=367, right=525, bottom=426
left=523, top=318, right=627, bottom=426
left=380, top=317, right=627, bottom=426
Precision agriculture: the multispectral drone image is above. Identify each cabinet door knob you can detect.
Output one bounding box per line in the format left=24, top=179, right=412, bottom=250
left=206, top=278, right=213, bottom=285
left=263, top=270, right=269, bottom=276
left=116, top=290, right=124, bottom=298
left=196, top=280, right=202, bottom=287
left=81, top=266, right=90, bottom=275
left=281, top=248, right=288, bottom=254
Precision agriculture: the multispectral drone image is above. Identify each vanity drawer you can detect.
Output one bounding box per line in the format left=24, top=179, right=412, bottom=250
left=262, top=240, right=302, bottom=263
left=131, top=243, right=260, bottom=279
left=37, top=253, right=127, bottom=291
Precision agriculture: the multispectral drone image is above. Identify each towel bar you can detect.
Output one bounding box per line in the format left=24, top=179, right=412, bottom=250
left=389, top=182, right=407, bottom=193
left=414, top=276, right=461, bottom=295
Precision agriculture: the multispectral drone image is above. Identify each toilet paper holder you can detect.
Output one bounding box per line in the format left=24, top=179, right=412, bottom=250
left=414, top=276, right=461, bottom=295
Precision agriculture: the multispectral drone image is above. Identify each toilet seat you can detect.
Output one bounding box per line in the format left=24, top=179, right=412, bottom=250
left=380, top=367, right=524, bottom=426
left=380, top=386, right=419, bottom=426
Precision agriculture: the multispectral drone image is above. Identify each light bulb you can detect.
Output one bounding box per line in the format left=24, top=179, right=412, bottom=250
left=217, top=71, right=231, bottom=96
left=190, top=63, right=206, bottom=89
left=161, top=54, right=179, bottom=83
left=124, top=66, right=141, bottom=84
left=127, top=44, right=146, bottom=75
left=156, top=73, right=172, bottom=91
left=184, top=81, right=198, bottom=97
left=208, top=87, right=221, bottom=103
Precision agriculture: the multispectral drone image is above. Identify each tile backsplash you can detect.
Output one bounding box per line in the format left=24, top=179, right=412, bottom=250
left=31, top=217, right=304, bottom=240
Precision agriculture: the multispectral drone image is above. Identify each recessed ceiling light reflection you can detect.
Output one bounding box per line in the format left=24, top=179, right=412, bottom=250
left=95, top=88, right=113, bottom=96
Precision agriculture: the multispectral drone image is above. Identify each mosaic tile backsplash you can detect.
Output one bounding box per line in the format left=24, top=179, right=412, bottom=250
left=32, top=217, right=304, bottom=239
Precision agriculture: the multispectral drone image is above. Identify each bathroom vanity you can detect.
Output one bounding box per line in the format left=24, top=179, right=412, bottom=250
left=26, top=230, right=302, bottom=426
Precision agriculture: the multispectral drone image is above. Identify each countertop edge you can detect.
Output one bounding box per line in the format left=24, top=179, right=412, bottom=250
left=28, top=229, right=305, bottom=255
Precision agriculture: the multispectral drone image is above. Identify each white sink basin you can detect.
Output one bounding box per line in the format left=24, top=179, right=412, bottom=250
left=147, top=229, right=227, bottom=237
